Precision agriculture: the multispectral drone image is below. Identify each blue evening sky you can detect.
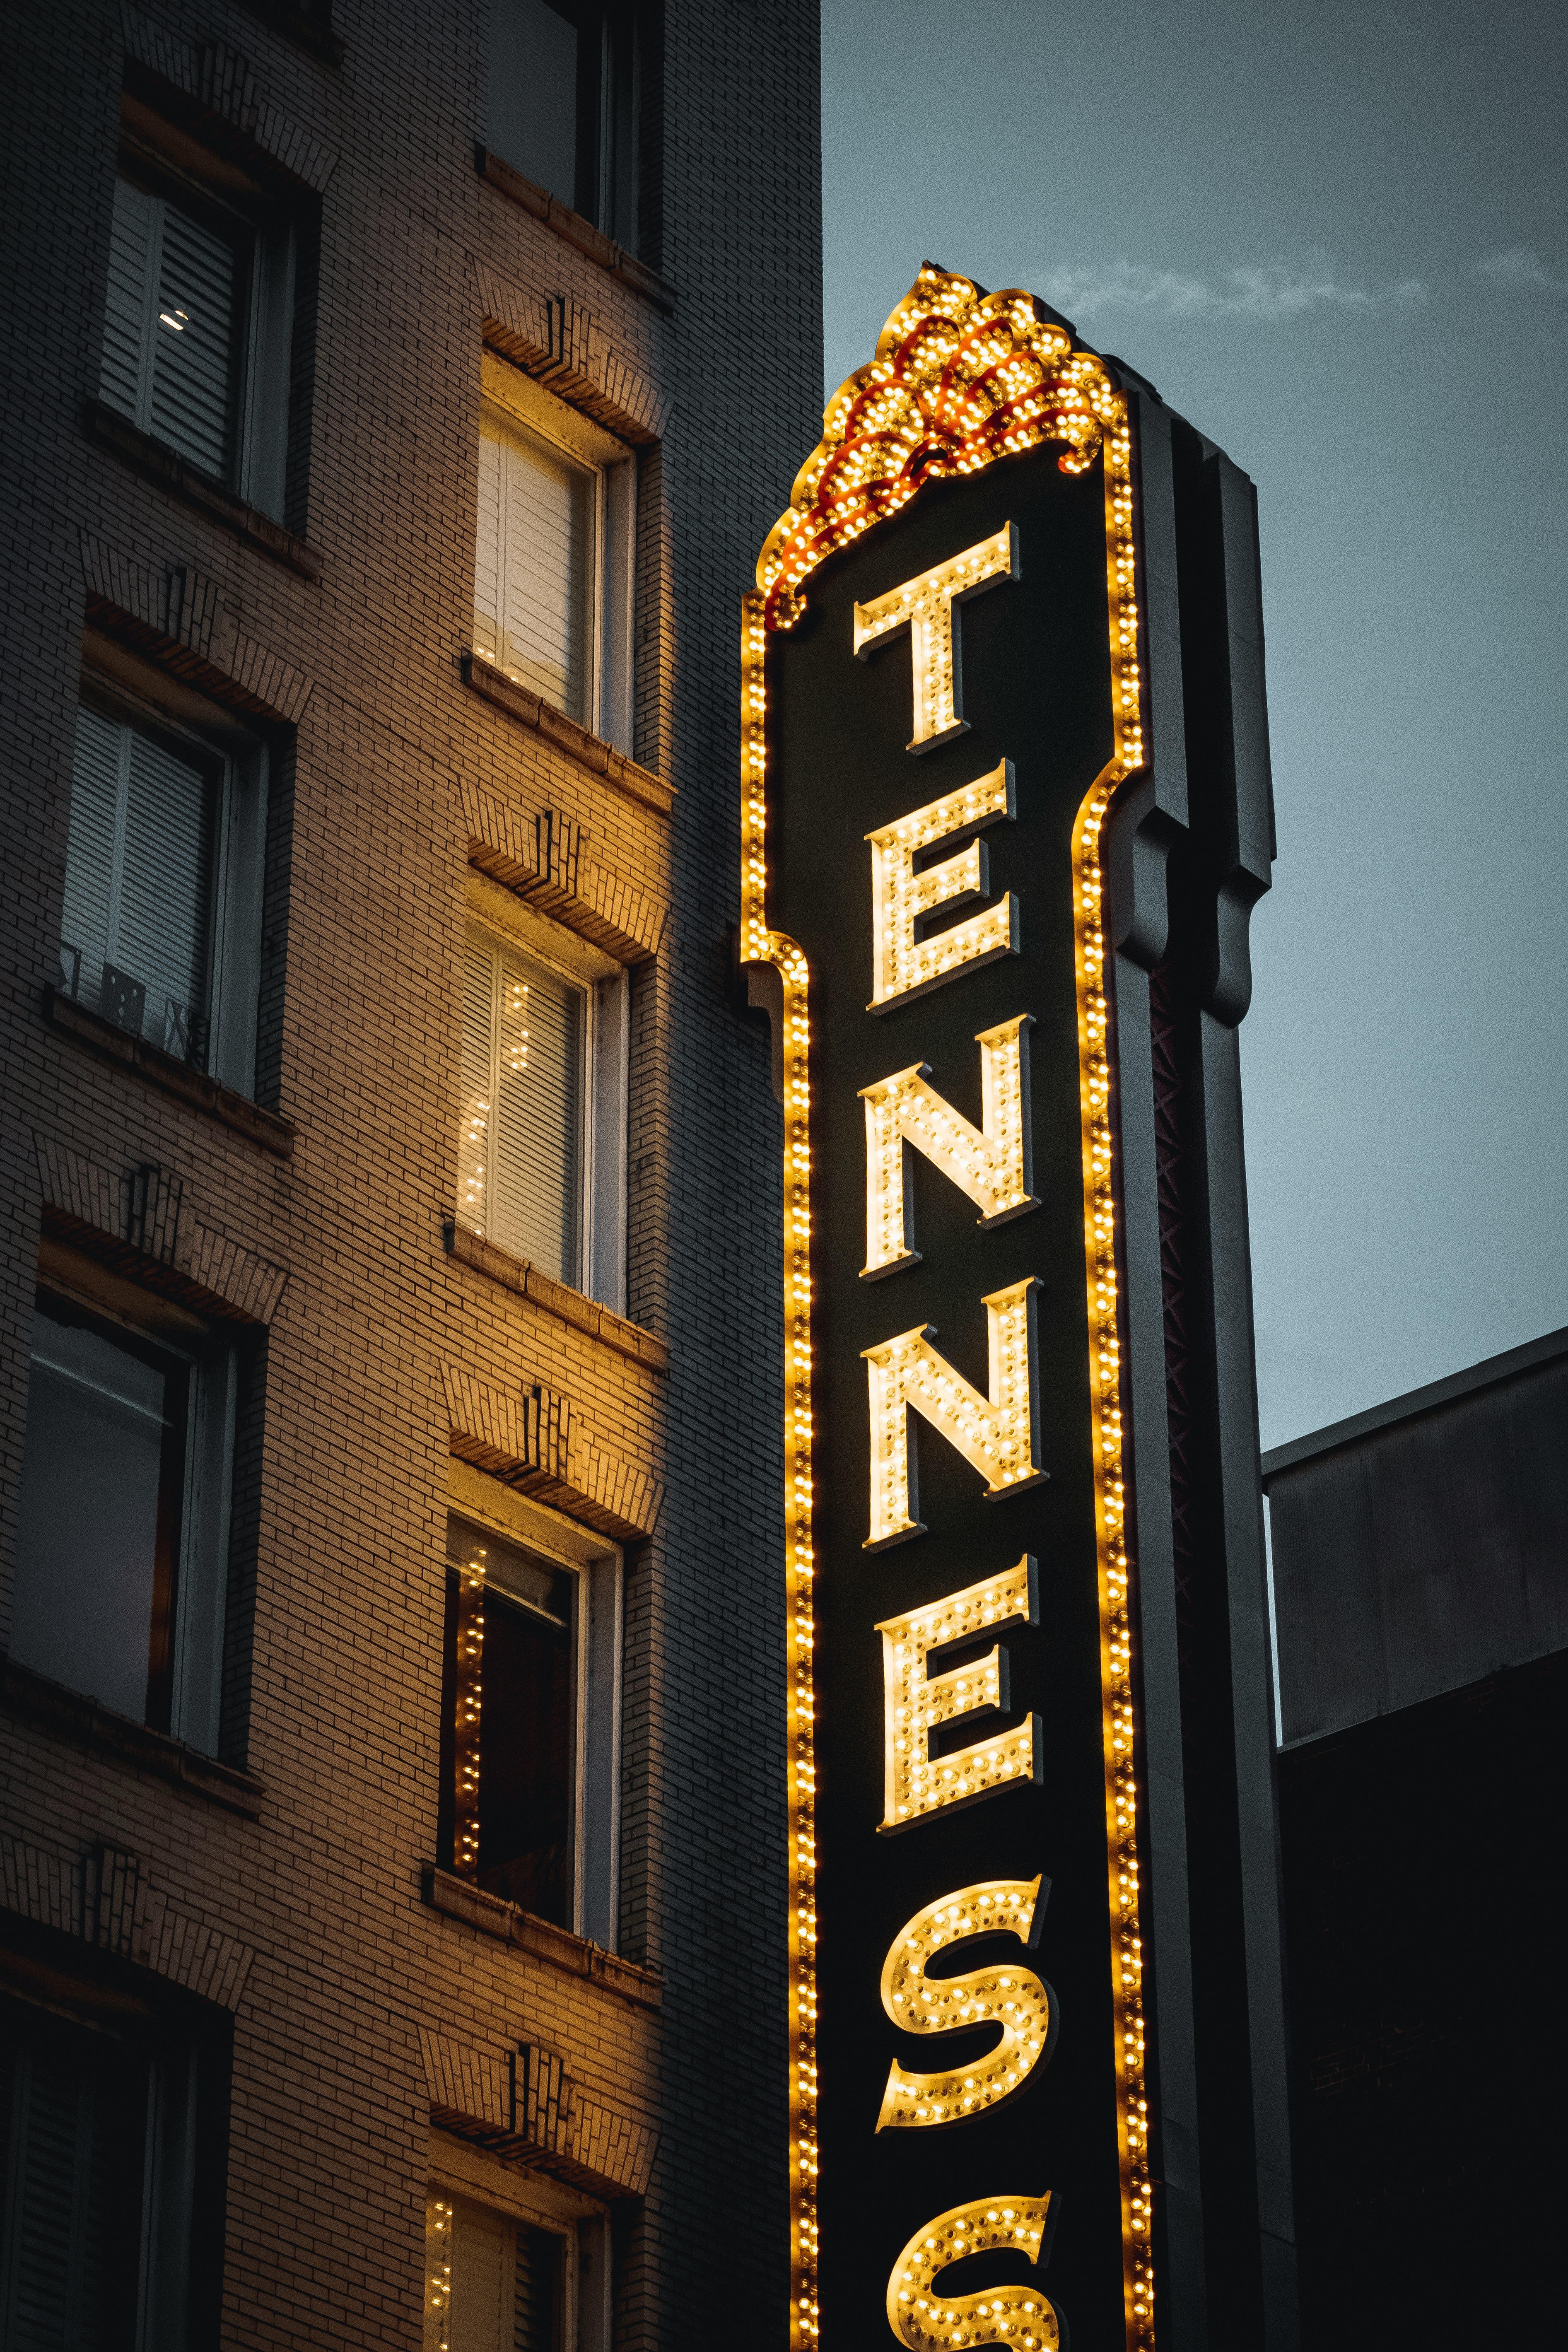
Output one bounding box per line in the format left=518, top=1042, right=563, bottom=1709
left=820, top=0, right=1568, bottom=1447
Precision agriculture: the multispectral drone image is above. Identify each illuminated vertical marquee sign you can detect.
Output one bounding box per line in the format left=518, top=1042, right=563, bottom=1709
left=742, top=265, right=1171, bottom=2351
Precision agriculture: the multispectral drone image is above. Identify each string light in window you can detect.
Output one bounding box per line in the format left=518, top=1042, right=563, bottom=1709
left=854, top=524, right=1018, bottom=752
left=453, top=1557, right=485, bottom=1877
left=425, top=2198, right=454, bottom=2352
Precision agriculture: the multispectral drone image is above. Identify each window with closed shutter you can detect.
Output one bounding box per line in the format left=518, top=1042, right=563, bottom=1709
left=473, top=406, right=596, bottom=723
left=99, top=171, right=243, bottom=485
left=458, top=926, right=584, bottom=1286
left=424, top=2195, right=562, bottom=2352
left=0, top=2002, right=146, bottom=2349
left=61, top=704, right=217, bottom=1061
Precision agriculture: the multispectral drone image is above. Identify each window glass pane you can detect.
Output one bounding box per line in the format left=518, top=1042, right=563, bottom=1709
left=459, top=929, right=584, bottom=1285
left=490, top=412, right=595, bottom=721
left=10, top=1308, right=183, bottom=1725
left=0, top=2002, right=146, bottom=2350
left=493, top=946, right=581, bottom=1280
left=475, top=1584, right=574, bottom=1923
left=488, top=0, right=578, bottom=200
left=99, top=174, right=155, bottom=426
left=446, top=1517, right=575, bottom=1930
left=447, top=1517, right=573, bottom=1621
left=60, top=705, right=122, bottom=1000
left=148, top=196, right=239, bottom=481
left=473, top=425, right=504, bottom=667
left=61, top=709, right=217, bottom=1056
left=514, top=2222, right=561, bottom=2349
left=458, top=934, right=497, bottom=1242
left=118, top=726, right=216, bottom=1054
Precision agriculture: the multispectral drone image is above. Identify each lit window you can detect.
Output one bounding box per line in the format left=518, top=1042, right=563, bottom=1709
left=486, top=0, right=642, bottom=248
left=460, top=929, right=583, bottom=1284
left=57, top=701, right=266, bottom=1095
left=456, top=904, right=627, bottom=1309
left=99, top=165, right=296, bottom=517
left=10, top=1293, right=236, bottom=1754
left=439, top=1500, right=622, bottom=1945
left=473, top=359, right=635, bottom=749
left=424, top=2193, right=564, bottom=2352
left=0, top=1995, right=221, bottom=2349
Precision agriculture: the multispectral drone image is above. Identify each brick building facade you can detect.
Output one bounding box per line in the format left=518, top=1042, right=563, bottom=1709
left=0, top=2, right=822, bottom=2344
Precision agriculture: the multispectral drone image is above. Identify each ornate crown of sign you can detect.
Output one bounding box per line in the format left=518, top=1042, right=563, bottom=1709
left=756, top=263, right=1126, bottom=630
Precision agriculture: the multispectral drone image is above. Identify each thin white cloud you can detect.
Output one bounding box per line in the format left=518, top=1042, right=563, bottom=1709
left=1037, top=249, right=1428, bottom=323
left=1477, top=247, right=1568, bottom=294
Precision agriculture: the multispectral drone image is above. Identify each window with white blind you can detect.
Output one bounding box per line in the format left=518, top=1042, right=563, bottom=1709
left=58, top=699, right=266, bottom=1097
left=473, top=357, right=635, bottom=750
left=99, top=162, right=296, bottom=518
left=456, top=890, right=628, bottom=1310
left=425, top=2194, right=565, bottom=2352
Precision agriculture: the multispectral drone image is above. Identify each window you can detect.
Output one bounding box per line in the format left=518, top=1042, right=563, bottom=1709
left=425, top=2194, right=564, bottom=2352
left=474, top=355, right=634, bottom=750
left=58, top=698, right=266, bottom=1095
left=457, top=886, right=628, bottom=1308
left=487, top=0, right=641, bottom=248
left=0, top=1990, right=220, bottom=2352
left=10, top=1291, right=236, bottom=1756
left=439, top=1478, right=622, bottom=1946
left=99, top=157, right=296, bottom=518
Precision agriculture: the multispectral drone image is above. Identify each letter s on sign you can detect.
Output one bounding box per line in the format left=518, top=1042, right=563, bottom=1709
left=886, top=2193, right=1060, bottom=2352
left=876, top=1876, right=1055, bottom=2131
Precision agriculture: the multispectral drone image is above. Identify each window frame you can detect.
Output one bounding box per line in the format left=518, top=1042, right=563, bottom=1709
left=476, top=352, right=636, bottom=753
left=426, top=2166, right=613, bottom=2352
left=0, top=1966, right=230, bottom=2352
left=444, top=1463, right=624, bottom=1952
left=62, top=675, right=269, bottom=1099
left=13, top=1261, right=239, bottom=1758
left=460, top=876, right=630, bottom=1315
left=105, top=124, right=298, bottom=520
left=485, top=0, right=642, bottom=250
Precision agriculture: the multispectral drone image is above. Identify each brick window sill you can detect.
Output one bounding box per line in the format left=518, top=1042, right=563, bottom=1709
left=476, top=149, right=674, bottom=313
left=424, top=1867, right=663, bottom=2009
left=0, top=1657, right=266, bottom=1819
left=444, top=1221, right=668, bottom=1373
left=84, top=400, right=324, bottom=581
left=46, top=989, right=297, bottom=1158
left=460, top=654, right=675, bottom=817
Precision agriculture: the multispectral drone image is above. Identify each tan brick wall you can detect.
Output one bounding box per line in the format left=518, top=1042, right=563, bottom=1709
left=0, top=0, right=823, bottom=2345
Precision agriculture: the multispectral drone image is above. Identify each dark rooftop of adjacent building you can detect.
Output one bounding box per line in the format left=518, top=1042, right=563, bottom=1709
left=1264, top=1324, right=1568, bottom=1745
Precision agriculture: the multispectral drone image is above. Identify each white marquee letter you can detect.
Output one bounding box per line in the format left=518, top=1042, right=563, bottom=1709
left=860, top=1016, right=1037, bottom=1279
left=862, top=1277, right=1043, bottom=1549
left=866, top=762, right=1017, bottom=1012
left=876, top=1876, right=1054, bottom=2130
left=876, top=1558, right=1041, bottom=1832
left=854, top=523, right=1019, bottom=753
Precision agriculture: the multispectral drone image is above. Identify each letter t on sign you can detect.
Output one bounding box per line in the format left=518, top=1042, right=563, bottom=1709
left=854, top=523, right=1019, bottom=753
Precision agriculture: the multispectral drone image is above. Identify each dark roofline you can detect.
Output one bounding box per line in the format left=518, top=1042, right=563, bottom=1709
left=1260, top=1324, right=1568, bottom=1486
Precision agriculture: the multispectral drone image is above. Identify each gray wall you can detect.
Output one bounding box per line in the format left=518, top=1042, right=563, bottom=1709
left=1265, top=1331, right=1568, bottom=1744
